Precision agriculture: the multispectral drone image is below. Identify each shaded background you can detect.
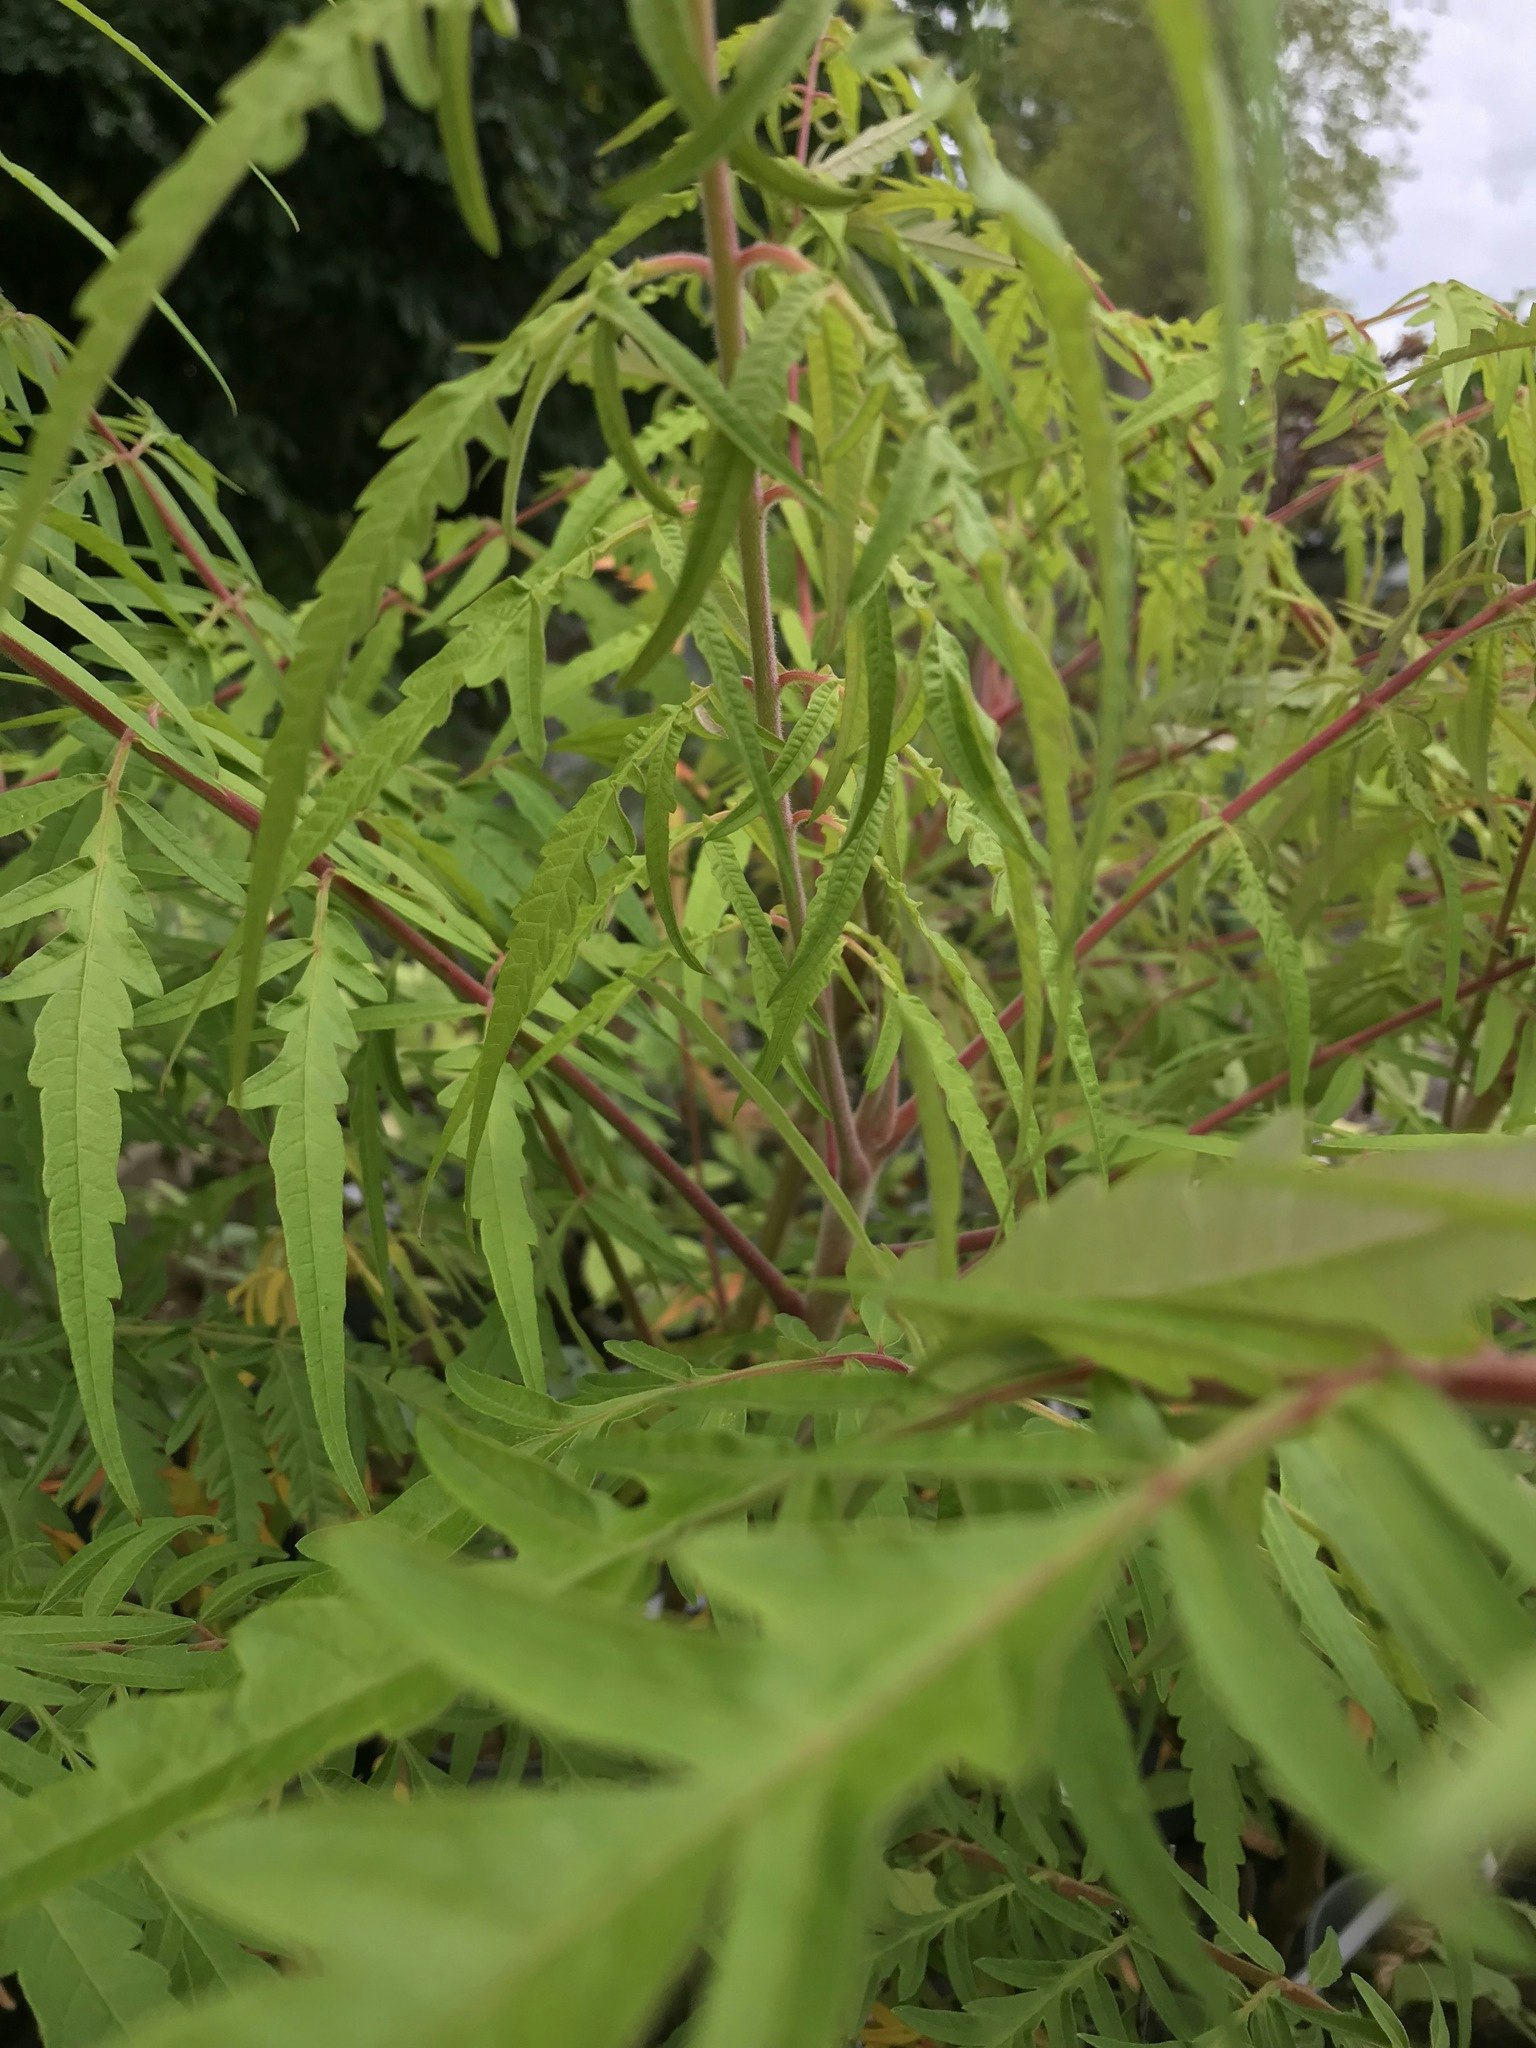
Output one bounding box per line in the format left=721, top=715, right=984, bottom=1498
left=1, top=0, right=1420, bottom=587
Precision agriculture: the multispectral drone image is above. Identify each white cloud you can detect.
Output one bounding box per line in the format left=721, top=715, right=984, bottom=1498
left=1317, top=0, right=1536, bottom=317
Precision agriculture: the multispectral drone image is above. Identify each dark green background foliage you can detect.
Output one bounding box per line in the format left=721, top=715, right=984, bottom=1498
left=0, top=0, right=757, bottom=580
left=2, top=0, right=1412, bottom=582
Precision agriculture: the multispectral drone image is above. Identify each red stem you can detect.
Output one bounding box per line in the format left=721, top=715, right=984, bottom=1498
left=677, top=1018, right=726, bottom=1315
left=793, top=37, right=825, bottom=167
left=737, top=241, right=816, bottom=276
left=818, top=1348, right=909, bottom=1373
left=380, top=480, right=585, bottom=613
left=91, top=412, right=252, bottom=631
left=1356, top=293, right=1431, bottom=330
left=1021, top=726, right=1231, bottom=807
left=1003, top=398, right=1500, bottom=729
left=784, top=39, right=823, bottom=643
left=637, top=253, right=713, bottom=281
left=889, top=576, right=1536, bottom=1148
left=884, top=949, right=1535, bottom=1262
left=1078, top=576, right=1536, bottom=958
left=1269, top=399, right=1495, bottom=529
left=1072, top=260, right=1154, bottom=386
left=378, top=521, right=499, bottom=612
left=208, top=485, right=581, bottom=707
left=1428, top=1346, right=1536, bottom=1407
left=887, top=1225, right=1000, bottom=1262
left=1186, top=952, right=1533, bottom=1134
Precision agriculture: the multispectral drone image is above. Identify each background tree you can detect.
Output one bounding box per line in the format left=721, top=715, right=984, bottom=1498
left=905, top=0, right=1420, bottom=319
left=2, top=0, right=1418, bottom=587
left=0, top=0, right=753, bottom=588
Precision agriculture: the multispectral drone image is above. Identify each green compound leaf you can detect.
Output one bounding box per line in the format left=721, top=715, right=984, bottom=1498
left=244, top=901, right=382, bottom=1509
left=0, top=796, right=161, bottom=1512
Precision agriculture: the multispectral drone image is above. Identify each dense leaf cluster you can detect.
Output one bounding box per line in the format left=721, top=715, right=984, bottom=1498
left=0, top=0, right=761, bottom=582
left=1, top=3, right=1535, bottom=2045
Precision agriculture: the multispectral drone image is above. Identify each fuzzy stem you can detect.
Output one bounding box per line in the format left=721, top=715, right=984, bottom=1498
left=793, top=37, right=825, bottom=165
left=686, top=0, right=868, bottom=1312
left=737, top=241, right=817, bottom=276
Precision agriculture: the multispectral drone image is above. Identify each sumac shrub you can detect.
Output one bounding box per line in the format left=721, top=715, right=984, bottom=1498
left=0, top=4, right=1535, bottom=2044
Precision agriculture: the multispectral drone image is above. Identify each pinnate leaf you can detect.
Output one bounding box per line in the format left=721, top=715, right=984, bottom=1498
left=244, top=903, right=381, bottom=1508
left=2, top=798, right=161, bottom=1511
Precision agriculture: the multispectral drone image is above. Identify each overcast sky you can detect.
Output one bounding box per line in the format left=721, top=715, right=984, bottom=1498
left=1317, top=0, right=1536, bottom=317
